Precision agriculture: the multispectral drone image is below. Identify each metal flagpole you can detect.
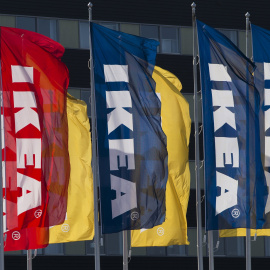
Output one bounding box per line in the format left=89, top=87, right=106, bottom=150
left=208, top=231, right=214, bottom=270
left=123, top=231, right=128, bottom=270
left=88, top=3, right=101, bottom=270
left=0, top=56, right=5, bottom=270
left=27, top=250, right=32, bottom=270
left=245, top=11, right=251, bottom=270
left=192, top=3, right=204, bottom=270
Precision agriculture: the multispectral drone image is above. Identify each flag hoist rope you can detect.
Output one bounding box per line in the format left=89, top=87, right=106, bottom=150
left=88, top=3, right=101, bottom=270
left=191, top=3, right=204, bottom=270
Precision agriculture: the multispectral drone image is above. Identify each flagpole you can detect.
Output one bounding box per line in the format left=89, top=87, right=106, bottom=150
left=88, top=3, right=101, bottom=270
left=192, top=3, right=204, bottom=270
left=123, top=231, right=128, bottom=270
left=0, top=55, right=5, bottom=270
left=27, top=250, right=32, bottom=270
left=245, top=11, right=252, bottom=270
left=208, top=231, right=214, bottom=270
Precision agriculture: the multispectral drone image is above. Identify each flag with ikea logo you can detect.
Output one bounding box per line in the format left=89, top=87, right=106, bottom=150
left=91, top=23, right=168, bottom=234
left=220, top=24, right=270, bottom=237
left=131, top=66, right=191, bottom=247
left=197, top=20, right=267, bottom=231
left=4, top=94, right=93, bottom=250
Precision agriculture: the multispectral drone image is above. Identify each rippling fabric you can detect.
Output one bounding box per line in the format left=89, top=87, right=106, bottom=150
left=91, top=23, right=168, bottom=233
left=197, top=20, right=267, bottom=231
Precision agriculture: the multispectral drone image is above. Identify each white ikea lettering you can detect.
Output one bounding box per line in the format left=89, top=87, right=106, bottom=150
left=104, top=64, right=137, bottom=219
left=215, top=171, right=238, bottom=215
left=264, top=63, right=270, bottom=80
left=13, top=91, right=40, bottom=133
left=215, top=137, right=239, bottom=168
left=16, top=138, right=41, bottom=169
left=265, top=88, right=270, bottom=166
left=104, top=65, right=129, bottom=83
left=264, top=65, right=270, bottom=214
left=17, top=172, right=41, bottom=215
left=265, top=137, right=270, bottom=167
left=11, top=66, right=42, bottom=217
left=110, top=174, right=137, bottom=218
left=11, top=66, right=33, bottom=83
left=109, top=139, right=135, bottom=171
left=209, top=63, right=239, bottom=214
left=106, top=91, right=133, bottom=134
left=211, top=90, right=236, bottom=131
left=264, top=171, right=270, bottom=214
left=208, top=64, right=232, bottom=82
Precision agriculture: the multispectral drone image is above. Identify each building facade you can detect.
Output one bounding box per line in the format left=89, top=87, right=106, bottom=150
left=1, top=0, right=270, bottom=269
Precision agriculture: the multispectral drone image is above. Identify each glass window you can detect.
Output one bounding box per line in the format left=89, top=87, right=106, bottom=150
left=238, top=30, right=252, bottom=57
left=265, top=236, right=270, bottom=256
left=16, top=17, right=35, bottom=32
left=79, top=21, right=90, bottom=49
left=58, top=20, right=79, bottom=48
left=238, top=30, right=246, bottom=54
left=167, top=245, right=187, bottom=256
left=65, top=241, right=85, bottom=255
left=22, top=249, right=42, bottom=255
left=5, top=250, right=22, bottom=255
left=0, top=15, right=16, bottom=27
left=131, top=247, right=147, bottom=256
left=86, top=227, right=105, bottom=255
left=37, top=18, right=57, bottom=40
left=225, top=237, right=245, bottom=256
left=120, top=23, right=140, bottom=36
left=209, top=230, right=226, bottom=256
left=68, top=88, right=81, bottom=99
left=180, top=27, right=193, bottom=55
left=81, top=90, right=91, bottom=117
left=251, top=236, right=265, bottom=257
left=146, top=246, right=166, bottom=256
left=141, top=25, right=160, bottom=52
left=141, top=25, right=159, bottom=40
left=44, top=243, right=64, bottom=255
left=104, top=232, right=122, bottom=255
left=184, top=93, right=201, bottom=123
left=218, top=29, right=238, bottom=46
left=99, top=22, right=119, bottom=31
left=160, top=27, right=179, bottom=53
left=187, top=228, right=207, bottom=256
left=86, top=238, right=106, bottom=255
left=189, top=161, right=204, bottom=189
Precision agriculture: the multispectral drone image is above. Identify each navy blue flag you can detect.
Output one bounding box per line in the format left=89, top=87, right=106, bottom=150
left=197, top=20, right=267, bottom=231
left=252, top=24, right=270, bottom=228
left=90, top=23, right=168, bottom=233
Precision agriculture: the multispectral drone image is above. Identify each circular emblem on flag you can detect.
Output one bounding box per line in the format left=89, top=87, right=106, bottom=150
left=61, top=224, right=70, bottom=233
left=12, top=231, right=21, bottom=241
left=231, top=208, right=240, bottom=218
left=130, top=212, right=139, bottom=221
left=34, top=209, right=42, bottom=218
left=157, top=227, right=164, bottom=236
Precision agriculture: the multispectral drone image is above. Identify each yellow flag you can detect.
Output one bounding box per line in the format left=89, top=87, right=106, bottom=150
left=220, top=228, right=270, bottom=237
left=131, top=66, right=191, bottom=247
left=49, top=94, right=94, bottom=243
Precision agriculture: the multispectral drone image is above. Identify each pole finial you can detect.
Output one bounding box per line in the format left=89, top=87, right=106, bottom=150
left=191, top=2, right=196, bottom=8
left=245, top=12, right=250, bottom=18
left=88, top=2, right=93, bottom=8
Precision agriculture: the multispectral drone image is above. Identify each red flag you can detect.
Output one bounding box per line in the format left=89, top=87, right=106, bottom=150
left=4, top=227, right=49, bottom=251
left=0, top=26, right=70, bottom=232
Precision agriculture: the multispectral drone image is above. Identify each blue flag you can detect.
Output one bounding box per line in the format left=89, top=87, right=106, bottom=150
left=197, top=20, right=267, bottom=231
left=252, top=24, right=270, bottom=228
left=90, top=23, right=168, bottom=233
